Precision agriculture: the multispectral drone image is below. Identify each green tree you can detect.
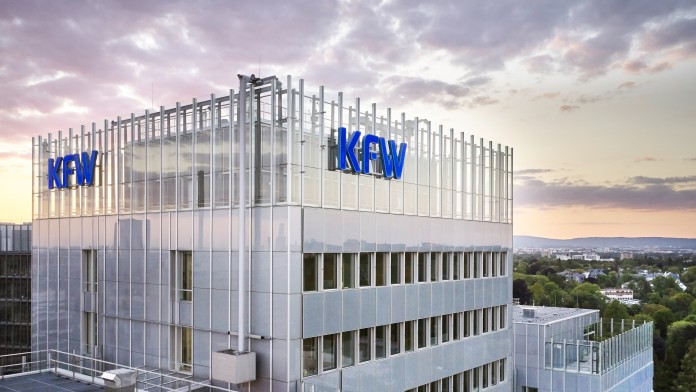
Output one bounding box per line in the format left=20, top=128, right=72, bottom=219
left=663, top=292, right=695, bottom=320
left=675, top=340, right=696, bottom=391
left=571, top=283, right=605, bottom=310
left=602, top=300, right=630, bottom=320
left=654, top=308, right=677, bottom=338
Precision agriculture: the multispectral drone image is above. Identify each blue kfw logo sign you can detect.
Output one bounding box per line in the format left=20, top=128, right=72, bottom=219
left=48, top=150, right=99, bottom=189
left=332, top=127, right=407, bottom=180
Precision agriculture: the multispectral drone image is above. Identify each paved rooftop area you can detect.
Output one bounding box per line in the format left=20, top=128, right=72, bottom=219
left=0, top=372, right=103, bottom=392
left=513, top=305, right=598, bottom=324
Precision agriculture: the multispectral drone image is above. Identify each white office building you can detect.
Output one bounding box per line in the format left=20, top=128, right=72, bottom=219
left=30, top=75, right=514, bottom=391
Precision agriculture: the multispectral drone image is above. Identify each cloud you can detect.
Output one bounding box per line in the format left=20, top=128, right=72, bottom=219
left=687, top=157, right=696, bottom=162
left=560, top=105, right=579, bottom=112
left=534, top=92, right=560, bottom=100
left=618, top=82, right=637, bottom=89
left=630, top=176, right=696, bottom=185
left=516, top=176, right=696, bottom=211
left=633, top=157, right=659, bottom=163
left=516, top=169, right=554, bottom=175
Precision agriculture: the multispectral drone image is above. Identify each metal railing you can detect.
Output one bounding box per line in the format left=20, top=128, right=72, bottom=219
left=0, top=349, right=236, bottom=391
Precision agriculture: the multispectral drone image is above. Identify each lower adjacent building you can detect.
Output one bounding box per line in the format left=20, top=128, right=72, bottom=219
left=0, top=223, right=32, bottom=371
left=513, top=306, right=653, bottom=392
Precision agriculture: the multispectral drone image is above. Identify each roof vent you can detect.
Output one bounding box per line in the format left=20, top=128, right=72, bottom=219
left=523, top=308, right=536, bottom=318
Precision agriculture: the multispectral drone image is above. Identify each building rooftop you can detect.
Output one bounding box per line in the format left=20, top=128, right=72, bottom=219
left=513, top=305, right=598, bottom=325
left=0, top=372, right=103, bottom=392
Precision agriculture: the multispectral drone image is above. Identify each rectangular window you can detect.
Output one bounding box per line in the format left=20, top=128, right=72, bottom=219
left=375, top=325, right=387, bottom=359
left=83, top=250, right=97, bottom=292
left=500, top=305, right=506, bottom=329
left=442, top=314, right=450, bottom=343
left=482, top=253, right=489, bottom=277
left=323, top=253, right=338, bottom=290
left=453, top=253, right=461, bottom=280
left=342, top=331, right=355, bottom=367
left=83, top=312, right=97, bottom=355
left=453, top=313, right=461, bottom=340
left=417, top=318, right=427, bottom=349
left=303, top=254, right=318, bottom=292
left=342, top=254, right=355, bottom=289
left=418, top=253, right=428, bottom=282
left=405, top=320, right=415, bottom=352
left=179, top=251, right=193, bottom=301
left=492, top=307, right=498, bottom=331
left=473, top=310, right=480, bottom=336
left=405, top=253, right=416, bottom=284
left=442, top=377, right=450, bottom=392
left=179, top=326, right=192, bottom=373
left=302, top=337, right=318, bottom=376
left=491, top=253, right=498, bottom=277
left=322, top=334, right=337, bottom=371
left=430, top=381, right=439, bottom=392
left=376, top=253, right=388, bottom=286
left=473, top=252, right=480, bottom=278
left=500, top=252, right=507, bottom=276
left=483, top=308, right=489, bottom=333
left=390, top=253, right=401, bottom=285
left=359, top=328, right=371, bottom=362
left=464, top=370, right=471, bottom=392
left=472, top=367, right=479, bottom=391
left=464, top=253, right=471, bottom=279
left=482, top=364, right=489, bottom=388
left=430, top=317, right=439, bottom=346
left=442, top=253, right=450, bottom=280
left=499, top=358, right=506, bottom=381
left=464, top=311, right=471, bottom=337
left=453, top=373, right=462, bottom=392
left=359, top=253, right=372, bottom=287
left=390, top=323, right=401, bottom=355
left=491, top=361, right=497, bottom=385
left=430, top=253, right=439, bottom=282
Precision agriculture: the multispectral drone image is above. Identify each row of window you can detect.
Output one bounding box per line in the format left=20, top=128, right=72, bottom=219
left=406, top=359, right=507, bottom=392
left=302, top=306, right=507, bottom=376
left=303, top=251, right=507, bottom=292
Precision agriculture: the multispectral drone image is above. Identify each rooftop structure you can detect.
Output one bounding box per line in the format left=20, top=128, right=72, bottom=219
left=513, top=306, right=653, bottom=392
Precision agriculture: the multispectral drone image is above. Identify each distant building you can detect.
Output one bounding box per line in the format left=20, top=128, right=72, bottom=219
left=620, top=252, right=633, bottom=260
left=600, top=288, right=640, bottom=305
left=571, top=255, right=584, bottom=260
left=558, top=270, right=585, bottom=283
left=585, top=269, right=605, bottom=280
left=555, top=254, right=572, bottom=261
left=583, top=253, right=600, bottom=261
left=513, top=306, right=653, bottom=392
left=0, top=223, right=32, bottom=370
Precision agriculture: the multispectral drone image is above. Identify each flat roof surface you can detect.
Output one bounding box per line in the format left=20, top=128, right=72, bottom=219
left=513, top=305, right=598, bottom=325
left=0, top=372, right=103, bottom=392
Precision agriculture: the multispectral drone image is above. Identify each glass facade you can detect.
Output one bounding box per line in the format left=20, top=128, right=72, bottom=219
left=32, top=77, right=512, bottom=224
left=32, top=75, right=513, bottom=392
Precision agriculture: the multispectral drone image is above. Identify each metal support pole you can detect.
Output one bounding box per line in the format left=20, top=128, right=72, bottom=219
left=237, top=74, right=250, bottom=353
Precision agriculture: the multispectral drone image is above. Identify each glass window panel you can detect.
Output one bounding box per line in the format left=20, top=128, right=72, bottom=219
left=442, top=314, right=450, bottom=343
left=375, top=325, right=387, bottom=359
left=464, top=311, right=471, bottom=337
left=405, top=253, right=415, bottom=284
left=342, top=254, right=355, bottom=289
left=405, top=321, right=415, bottom=352
left=376, top=253, right=387, bottom=286
left=418, top=319, right=427, bottom=349
left=303, top=254, right=318, bottom=292
left=302, top=337, right=318, bottom=377
left=390, top=253, right=401, bottom=285
left=390, top=323, right=401, bottom=355
left=359, top=253, right=371, bottom=287
left=430, top=253, right=439, bottom=282
left=464, top=253, right=471, bottom=279
left=323, top=253, right=338, bottom=290
left=430, top=317, right=439, bottom=346
left=453, top=253, right=461, bottom=280
left=342, top=331, right=355, bottom=367
left=322, top=334, right=337, bottom=371
left=359, top=328, right=371, bottom=363
left=418, top=253, right=427, bottom=283
left=179, top=326, right=192, bottom=372
left=179, top=251, right=192, bottom=301
left=453, top=313, right=461, bottom=340
left=442, top=253, right=450, bottom=280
